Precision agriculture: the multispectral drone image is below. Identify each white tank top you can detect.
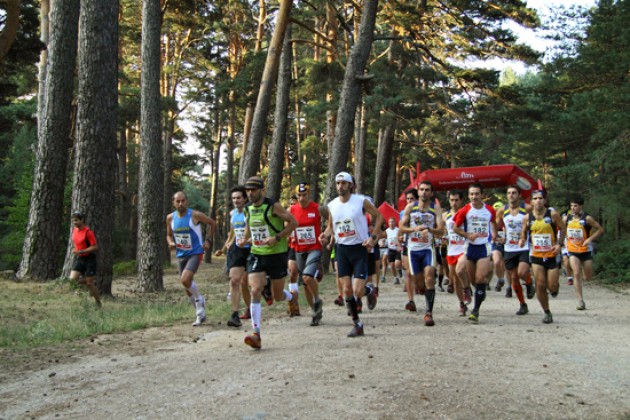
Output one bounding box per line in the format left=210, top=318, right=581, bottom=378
left=446, top=211, right=466, bottom=256
left=503, top=207, right=529, bottom=252
left=327, top=194, right=369, bottom=246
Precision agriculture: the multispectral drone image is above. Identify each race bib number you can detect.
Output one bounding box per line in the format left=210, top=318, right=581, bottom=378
left=174, top=233, right=192, bottom=250
left=498, top=231, right=506, bottom=240
left=507, top=231, right=520, bottom=245
left=567, top=228, right=584, bottom=243
left=410, top=231, right=429, bottom=243
left=470, top=221, right=488, bottom=236
left=336, top=219, right=357, bottom=239
left=295, top=226, right=316, bottom=245
left=388, top=238, right=398, bottom=248
left=532, top=234, right=553, bottom=252
left=234, top=227, right=246, bottom=242
left=251, top=225, right=271, bottom=246
left=448, top=232, right=465, bottom=246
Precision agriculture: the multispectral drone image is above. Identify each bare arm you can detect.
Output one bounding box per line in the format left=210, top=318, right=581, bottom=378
left=165, top=214, right=175, bottom=250
left=363, top=198, right=384, bottom=248
left=584, top=215, right=604, bottom=246
left=265, top=202, right=298, bottom=246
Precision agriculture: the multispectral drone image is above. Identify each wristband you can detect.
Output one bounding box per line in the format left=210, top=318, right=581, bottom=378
left=275, top=234, right=281, bottom=241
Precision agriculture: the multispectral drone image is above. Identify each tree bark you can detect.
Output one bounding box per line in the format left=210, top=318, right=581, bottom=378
left=137, top=0, right=164, bottom=292
left=239, top=0, right=292, bottom=183
left=373, top=121, right=396, bottom=206
left=266, top=24, right=292, bottom=201
left=63, top=0, right=118, bottom=297
left=353, top=101, right=368, bottom=193
left=0, top=0, right=21, bottom=64
left=17, top=0, right=79, bottom=281
left=36, top=0, right=50, bottom=139
left=325, top=0, right=379, bottom=201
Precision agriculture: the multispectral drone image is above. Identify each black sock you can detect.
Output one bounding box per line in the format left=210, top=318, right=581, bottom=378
left=364, top=284, right=373, bottom=296
left=438, top=274, right=444, bottom=286
left=346, top=297, right=359, bottom=322
left=474, top=284, right=486, bottom=311
left=425, top=289, right=435, bottom=312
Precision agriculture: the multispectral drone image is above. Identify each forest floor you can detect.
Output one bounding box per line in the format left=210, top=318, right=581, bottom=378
left=1, top=262, right=629, bottom=420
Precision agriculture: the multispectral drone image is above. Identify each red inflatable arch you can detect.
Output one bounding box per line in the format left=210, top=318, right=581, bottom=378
left=396, top=163, right=542, bottom=211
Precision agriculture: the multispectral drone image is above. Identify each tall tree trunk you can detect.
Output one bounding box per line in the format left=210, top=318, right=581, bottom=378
left=373, top=122, right=396, bottom=206
left=17, top=0, right=79, bottom=281
left=205, top=101, right=222, bottom=263
left=0, top=0, right=21, bottom=64
left=325, top=0, right=379, bottom=201
left=36, top=0, right=50, bottom=138
left=162, top=113, right=175, bottom=264
left=354, top=101, right=368, bottom=193
left=63, top=0, right=118, bottom=296
left=266, top=24, right=292, bottom=201
left=239, top=0, right=292, bottom=183
left=137, top=0, right=164, bottom=292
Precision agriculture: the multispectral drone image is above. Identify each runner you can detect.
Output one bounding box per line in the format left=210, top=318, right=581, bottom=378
left=289, top=182, right=327, bottom=326
left=166, top=191, right=216, bottom=326
left=286, top=193, right=301, bottom=317
left=452, top=183, right=497, bottom=324
left=69, top=211, right=102, bottom=308
left=399, top=182, right=444, bottom=327
left=491, top=201, right=507, bottom=293
left=215, top=185, right=251, bottom=327
left=565, top=194, right=604, bottom=310
left=496, top=185, right=534, bottom=316
left=385, top=217, right=402, bottom=284
left=519, top=189, right=566, bottom=324
left=238, top=176, right=298, bottom=349
left=319, top=171, right=383, bottom=337
left=442, top=190, right=469, bottom=316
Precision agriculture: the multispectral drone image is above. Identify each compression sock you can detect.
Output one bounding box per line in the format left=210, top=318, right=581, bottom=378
left=250, top=300, right=262, bottom=334
left=346, top=297, right=359, bottom=322
left=425, top=288, right=436, bottom=312
left=474, top=284, right=486, bottom=311
left=512, top=278, right=525, bottom=304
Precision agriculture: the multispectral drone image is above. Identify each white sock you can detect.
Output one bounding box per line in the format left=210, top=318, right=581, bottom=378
left=289, top=282, right=299, bottom=293
left=283, top=290, right=293, bottom=301
left=251, top=301, right=262, bottom=333
left=187, top=281, right=201, bottom=300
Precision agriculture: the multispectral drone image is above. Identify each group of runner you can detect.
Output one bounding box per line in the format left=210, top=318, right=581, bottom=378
left=151, top=171, right=605, bottom=350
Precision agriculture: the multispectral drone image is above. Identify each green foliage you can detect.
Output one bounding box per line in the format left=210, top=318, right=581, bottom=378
left=594, top=240, right=630, bottom=284
left=113, top=260, right=137, bottom=276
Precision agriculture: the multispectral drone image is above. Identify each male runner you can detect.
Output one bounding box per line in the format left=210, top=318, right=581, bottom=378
left=385, top=217, right=402, bottom=284
left=166, top=191, right=216, bottom=326
left=399, top=182, right=444, bottom=327
left=319, top=171, right=383, bottom=337
left=452, top=183, right=497, bottom=323
left=443, top=190, right=469, bottom=316
left=565, top=194, right=604, bottom=310
left=69, top=211, right=102, bottom=308
left=238, top=176, right=298, bottom=349
left=215, top=185, right=251, bottom=327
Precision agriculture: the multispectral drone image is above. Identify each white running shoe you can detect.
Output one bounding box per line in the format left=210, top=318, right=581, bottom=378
left=192, top=314, right=206, bottom=327
left=195, top=296, right=206, bottom=317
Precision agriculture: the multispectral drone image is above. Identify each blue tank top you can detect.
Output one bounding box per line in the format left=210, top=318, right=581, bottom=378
left=171, top=209, right=204, bottom=258
left=231, top=209, right=250, bottom=249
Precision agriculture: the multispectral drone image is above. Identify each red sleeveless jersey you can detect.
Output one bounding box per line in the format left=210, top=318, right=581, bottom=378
left=289, top=202, right=322, bottom=253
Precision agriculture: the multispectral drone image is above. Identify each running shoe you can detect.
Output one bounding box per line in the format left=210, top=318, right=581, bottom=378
left=192, top=314, right=206, bottom=327
left=495, top=279, right=505, bottom=292
left=244, top=332, right=261, bottom=349
left=195, top=296, right=206, bottom=317
left=464, top=287, right=472, bottom=304
left=262, top=281, right=273, bottom=306
left=367, top=289, right=378, bottom=310
left=505, top=287, right=513, bottom=298
left=405, top=300, right=417, bottom=312
left=311, top=300, right=323, bottom=326
left=516, top=303, right=528, bottom=316
left=227, top=312, right=242, bottom=327
left=550, top=290, right=559, bottom=298
left=380, top=275, right=386, bottom=283
left=576, top=300, right=586, bottom=310
left=542, top=312, right=553, bottom=324
left=468, top=309, right=479, bottom=323
left=458, top=302, right=468, bottom=317
left=438, top=286, right=445, bottom=292
left=447, top=283, right=454, bottom=294
left=526, top=283, right=535, bottom=299
left=289, top=291, right=300, bottom=317
left=567, top=278, right=574, bottom=286
left=394, top=277, right=400, bottom=285
left=239, top=308, right=251, bottom=320
left=347, top=323, right=364, bottom=337
left=424, top=312, right=435, bottom=327
left=334, top=295, right=344, bottom=306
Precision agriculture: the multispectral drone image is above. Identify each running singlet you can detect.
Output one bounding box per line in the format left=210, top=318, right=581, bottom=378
left=445, top=211, right=465, bottom=256
left=452, top=203, right=496, bottom=245
left=72, top=226, right=97, bottom=256
left=231, top=208, right=250, bottom=249
left=245, top=198, right=287, bottom=255
left=386, top=227, right=400, bottom=250
left=327, top=194, right=369, bottom=246
left=566, top=212, right=592, bottom=253
left=503, top=204, right=529, bottom=252
left=290, top=201, right=322, bottom=253
left=171, top=209, right=204, bottom=258
left=407, top=202, right=436, bottom=252
left=527, top=208, right=557, bottom=259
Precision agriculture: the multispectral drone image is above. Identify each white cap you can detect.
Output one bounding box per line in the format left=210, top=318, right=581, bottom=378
left=335, top=171, right=353, bottom=183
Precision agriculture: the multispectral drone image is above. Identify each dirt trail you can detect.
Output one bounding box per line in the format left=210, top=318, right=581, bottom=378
left=1, top=272, right=629, bottom=419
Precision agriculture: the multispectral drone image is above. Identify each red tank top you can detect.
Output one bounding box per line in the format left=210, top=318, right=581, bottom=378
left=290, top=202, right=322, bottom=253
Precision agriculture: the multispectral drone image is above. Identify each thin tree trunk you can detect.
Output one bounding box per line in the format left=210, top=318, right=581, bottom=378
left=354, top=101, right=368, bottom=193
left=325, top=0, right=379, bottom=201
left=36, top=0, right=50, bottom=139
left=373, top=122, right=396, bottom=206
left=137, top=0, right=164, bottom=292
left=63, top=0, right=119, bottom=297
left=266, top=24, right=292, bottom=201
left=18, top=0, right=79, bottom=281
left=239, top=0, right=292, bottom=183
